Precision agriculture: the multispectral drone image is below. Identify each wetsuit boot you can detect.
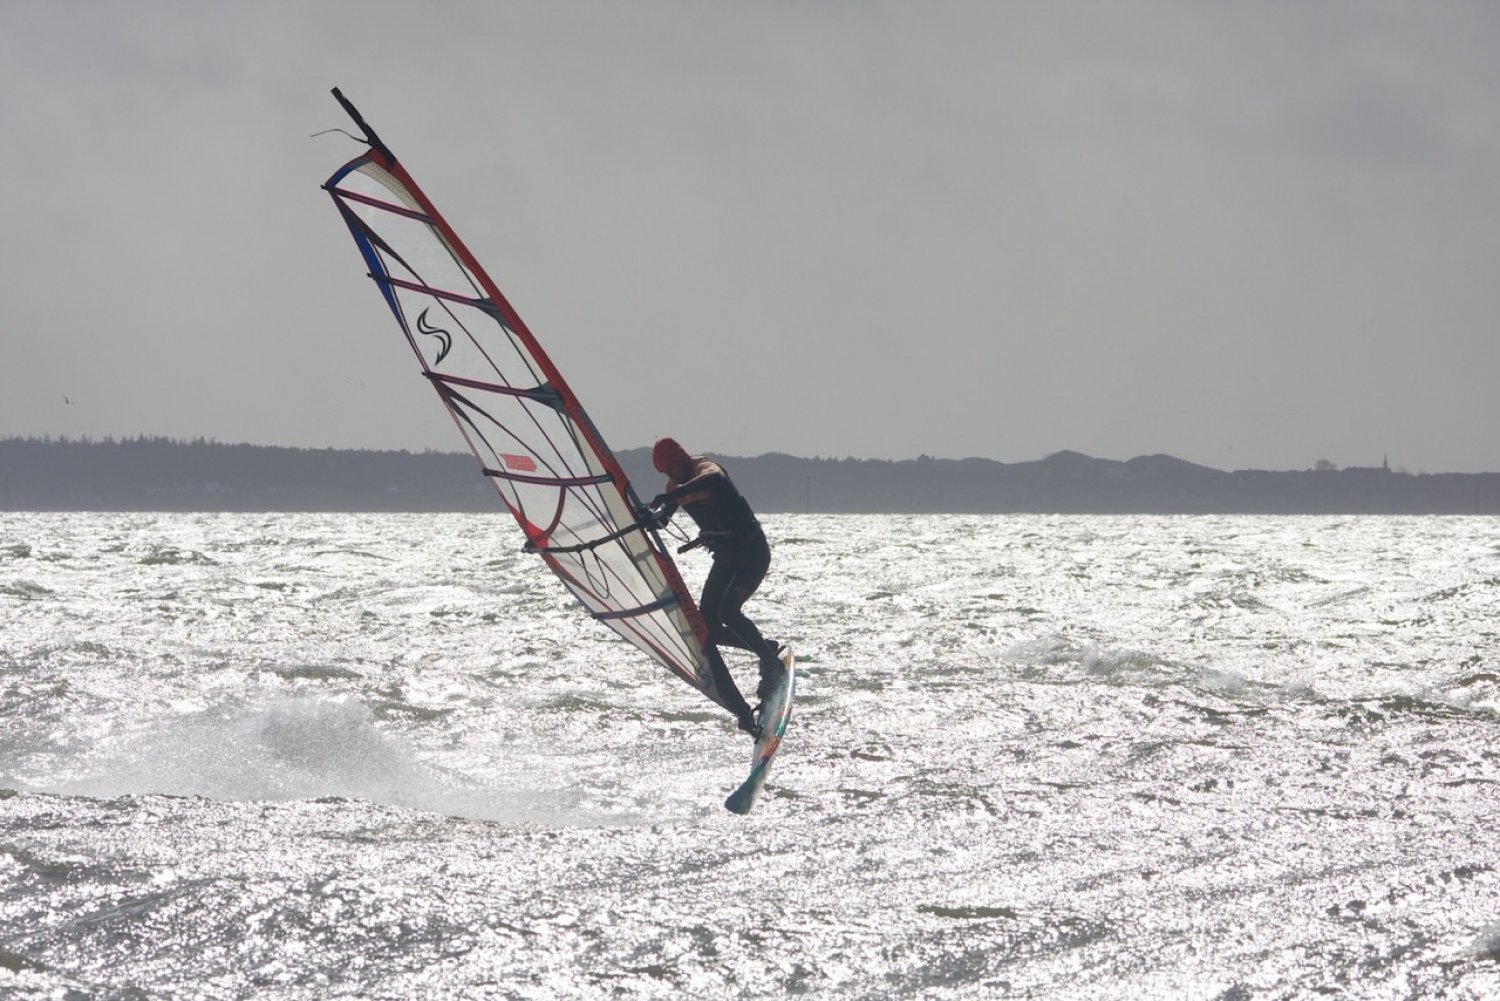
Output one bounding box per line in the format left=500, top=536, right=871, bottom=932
left=756, top=644, right=788, bottom=702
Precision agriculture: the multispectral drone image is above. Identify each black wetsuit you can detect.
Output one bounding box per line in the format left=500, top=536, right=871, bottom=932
left=655, top=458, right=780, bottom=678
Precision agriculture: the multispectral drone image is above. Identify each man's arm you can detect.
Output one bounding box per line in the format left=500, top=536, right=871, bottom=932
left=655, top=459, right=723, bottom=507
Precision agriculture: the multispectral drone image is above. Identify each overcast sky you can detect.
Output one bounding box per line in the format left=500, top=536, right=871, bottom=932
left=2, top=1, right=1497, bottom=472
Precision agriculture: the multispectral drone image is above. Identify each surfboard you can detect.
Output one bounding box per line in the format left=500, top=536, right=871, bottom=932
left=724, top=646, right=797, bottom=815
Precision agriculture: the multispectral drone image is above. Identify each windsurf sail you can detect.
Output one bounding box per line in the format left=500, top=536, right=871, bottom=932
left=321, top=89, right=732, bottom=712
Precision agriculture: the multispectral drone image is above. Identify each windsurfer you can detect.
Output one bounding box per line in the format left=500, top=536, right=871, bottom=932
left=645, top=437, right=786, bottom=736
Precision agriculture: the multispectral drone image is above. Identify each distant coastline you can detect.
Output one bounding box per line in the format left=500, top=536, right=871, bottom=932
left=3, top=437, right=1499, bottom=515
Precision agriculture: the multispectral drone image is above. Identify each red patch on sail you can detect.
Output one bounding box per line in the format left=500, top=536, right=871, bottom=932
left=501, top=453, right=537, bottom=472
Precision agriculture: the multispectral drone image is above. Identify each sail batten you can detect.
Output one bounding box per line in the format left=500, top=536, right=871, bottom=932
left=323, top=95, right=729, bottom=713
left=593, top=596, right=682, bottom=621
left=332, top=186, right=435, bottom=222
left=372, top=275, right=487, bottom=309
left=423, top=370, right=561, bottom=403
left=483, top=467, right=613, bottom=488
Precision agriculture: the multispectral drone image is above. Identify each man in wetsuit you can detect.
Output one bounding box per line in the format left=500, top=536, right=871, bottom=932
left=645, top=437, right=785, bottom=737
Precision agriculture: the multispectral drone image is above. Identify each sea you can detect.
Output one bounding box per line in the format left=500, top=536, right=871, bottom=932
left=2, top=512, right=1499, bottom=1000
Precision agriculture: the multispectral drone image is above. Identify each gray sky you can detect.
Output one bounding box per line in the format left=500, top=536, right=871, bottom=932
left=3, top=1, right=1497, bottom=472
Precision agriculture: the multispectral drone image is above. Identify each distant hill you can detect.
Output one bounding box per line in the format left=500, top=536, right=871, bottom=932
left=3, top=437, right=1499, bottom=514
left=685, top=450, right=1500, bottom=515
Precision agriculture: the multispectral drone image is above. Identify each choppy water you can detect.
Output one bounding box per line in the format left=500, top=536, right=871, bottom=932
left=3, top=513, right=1500, bottom=999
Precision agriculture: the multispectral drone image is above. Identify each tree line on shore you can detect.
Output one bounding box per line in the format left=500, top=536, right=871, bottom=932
left=3, top=436, right=1498, bottom=514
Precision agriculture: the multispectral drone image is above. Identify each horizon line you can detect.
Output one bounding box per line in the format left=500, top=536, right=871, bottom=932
left=1, top=435, right=1489, bottom=477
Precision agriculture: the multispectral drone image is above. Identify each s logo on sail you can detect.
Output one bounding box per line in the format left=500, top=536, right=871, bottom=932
left=416, top=308, right=452, bottom=365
